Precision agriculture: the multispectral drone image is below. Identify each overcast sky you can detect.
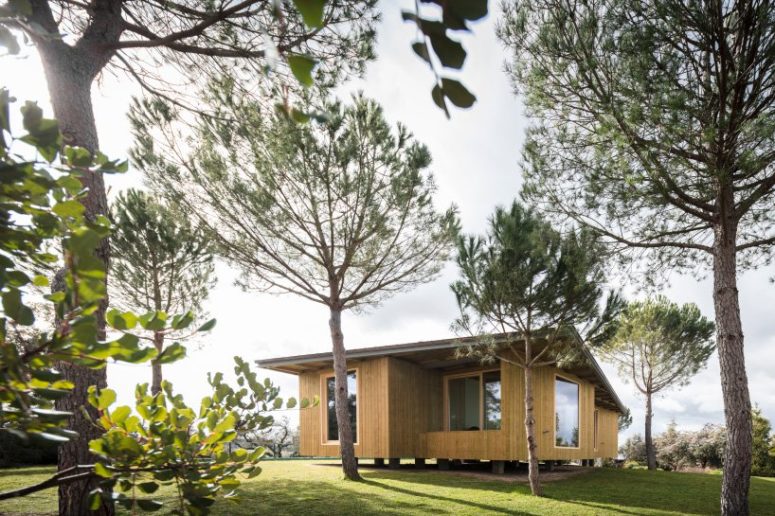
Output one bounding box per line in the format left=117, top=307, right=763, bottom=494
left=3, top=1, right=774, bottom=442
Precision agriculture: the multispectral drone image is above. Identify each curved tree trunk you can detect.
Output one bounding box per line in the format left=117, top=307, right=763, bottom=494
left=645, top=391, right=656, bottom=470
left=328, top=306, right=360, bottom=480
left=35, top=20, right=118, bottom=515
left=524, top=361, right=541, bottom=496
left=713, top=221, right=752, bottom=516
left=151, top=330, right=165, bottom=394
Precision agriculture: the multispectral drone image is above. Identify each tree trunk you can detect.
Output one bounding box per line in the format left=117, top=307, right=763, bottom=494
left=151, top=330, right=165, bottom=395
left=328, top=306, right=360, bottom=480
left=37, top=36, right=116, bottom=516
left=524, top=364, right=542, bottom=496
left=713, top=221, right=752, bottom=516
left=645, top=391, right=656, bottom=470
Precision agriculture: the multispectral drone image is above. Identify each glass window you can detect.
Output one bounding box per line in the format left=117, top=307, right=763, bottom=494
left=326, top=371, right=357, bottom=442
left=483, top=371, right=502, bottom=430
left=555, top=377, right=579, bottom=447
left=448, top=375, right=481, bottom=431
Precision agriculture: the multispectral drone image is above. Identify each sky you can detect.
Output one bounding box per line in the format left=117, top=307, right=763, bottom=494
left=3, top=1, right=774, bottom=443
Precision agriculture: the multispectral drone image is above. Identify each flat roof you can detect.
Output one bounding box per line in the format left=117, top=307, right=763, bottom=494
left=256, top=331, right=626, bottom=414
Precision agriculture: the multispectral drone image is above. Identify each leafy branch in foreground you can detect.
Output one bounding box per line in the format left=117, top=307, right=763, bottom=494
left=85, top=358, right=310, bottom=514
left=402, top=0, right=488, bottom=117
left=0, top=89, right=147, bottom=442
left=0, top=358, right=311, bottom=514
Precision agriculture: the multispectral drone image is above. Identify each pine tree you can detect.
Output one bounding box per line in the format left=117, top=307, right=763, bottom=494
left=599, top=296, right=715, bottom=470
left=500, top=2, right=775, bottom=511
left=110, top=189, right=215, bottom=394
left=451, top=201, right=619, bottom=496
left=132, top=93, right=457, bottom=480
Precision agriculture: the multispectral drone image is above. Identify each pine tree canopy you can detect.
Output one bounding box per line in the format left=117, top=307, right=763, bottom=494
left=110, top=188, right=216, bottom=318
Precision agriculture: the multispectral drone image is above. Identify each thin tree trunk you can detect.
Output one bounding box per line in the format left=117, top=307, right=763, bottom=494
left=37, top=33, right=116, bottom=516
left=524, top=360, right=541, bottom=496
left=645, top=391, right=656, bottom=470
left=328, top=306, right=360, bottom=480
left=713, top=221, right=752, bottom=516
left=151, top=330, right=165, bottom=395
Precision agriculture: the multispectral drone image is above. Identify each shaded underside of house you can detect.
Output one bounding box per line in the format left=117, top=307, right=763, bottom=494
left=257, top=332, right=624, bottom=462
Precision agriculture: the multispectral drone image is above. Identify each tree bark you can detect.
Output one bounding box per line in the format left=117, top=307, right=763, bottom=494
left=713, top=220, right=752, bottom=516
left=328, top=306, right=360, bottom=480
left=645, top=391, right=657, bottom=470
left=151, top=330, right=165, bottom=395
left=34, top=16, right=119, bottom=514
left=524, top=363, right=542, bottom=496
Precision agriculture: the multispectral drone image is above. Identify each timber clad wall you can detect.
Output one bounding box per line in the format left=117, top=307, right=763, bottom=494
left=299, top=357, right=619, bottom=460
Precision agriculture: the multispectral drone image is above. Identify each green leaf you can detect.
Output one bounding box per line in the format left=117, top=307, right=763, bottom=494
left=156, top=342, right=187, bottom=365
left=441, top=78, right=476, bottom=108
left=428, top=33, right=466, bottom=69
left=53, top=200, right=85, bottom=218
left=287, top=55, right=317, bottom=87
left=139, top=311, right=167, bottom=331
left=431, top=84, right=450, bottom=118
left=197, top=318, right=217, bottom=332
left=412, top=41, right=431, bottom=64
left=286, top=397, right=297, bottom=409
left=293, top=0, right=325, bottom=28
left=447, top=0, right=488, bottom=21
left=171, top=311, right=194, bottom=330
left=3, top=288, right=35, bottom=325
left=111, top=406, right=131, bottom=425
left=95, top=388, right=116, bottom=410
left=32, top=388, right=70, bottom=400
left=94, top=462, right=112, bottom=478
left=88, top=489, right=103, bottom=510
left=32, top=274, right=49, bottom=287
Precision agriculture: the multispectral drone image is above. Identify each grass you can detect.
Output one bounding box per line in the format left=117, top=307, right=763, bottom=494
left=1, top=460, right=774, bottom=515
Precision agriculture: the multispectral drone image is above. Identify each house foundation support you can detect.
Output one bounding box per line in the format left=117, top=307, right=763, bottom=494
left=415, top=458, right=426, bottom=469
left=374, top=458, right=385, bottom=467
left=491, top=460, right=505, bottom=475
left=388, top=458, right=400, bottom=469
left=438, top=459, right=451, bottom=470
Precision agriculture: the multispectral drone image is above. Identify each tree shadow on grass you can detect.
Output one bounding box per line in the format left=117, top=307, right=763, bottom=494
left=364, top=467, right=775, bottom=516
left=229, top=478, right=430, bottom=516
left=0, top=466, right=54, bottom=478
left=361, top=478, right=534, bottom=515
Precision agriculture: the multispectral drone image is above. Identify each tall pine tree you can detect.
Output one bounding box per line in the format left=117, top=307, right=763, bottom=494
left=132, top=93, right=457, bottom=480
left=500, top=2, right=775, bottom=511
left=110, top=189, right=216, bottom=394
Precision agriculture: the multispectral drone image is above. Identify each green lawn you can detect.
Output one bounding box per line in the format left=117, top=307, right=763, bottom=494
left=1, top=460, right=774, bottom=515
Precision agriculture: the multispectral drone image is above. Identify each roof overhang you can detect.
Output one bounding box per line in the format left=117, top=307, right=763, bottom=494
left=256, top=331, right=626, bottom=414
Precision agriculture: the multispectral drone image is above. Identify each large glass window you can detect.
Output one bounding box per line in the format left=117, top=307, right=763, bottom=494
left=448, top=375, right=480, bottom=431
left=447, top=370, right=501, bottom=431
left=326, top=371, right=357, bottom=442
left=483, top=371, right=502, bottom=430
left=555, top=377, right=579, bottom=447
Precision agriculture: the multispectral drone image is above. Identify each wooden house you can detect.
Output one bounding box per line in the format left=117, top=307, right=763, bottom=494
left=257, top=332, right=625, bottom=469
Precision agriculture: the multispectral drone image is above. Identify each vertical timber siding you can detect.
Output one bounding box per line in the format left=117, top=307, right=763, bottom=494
left=386, top=358, right=442, bottom=458
left=297, top=357, right=619, bottom=461
left=298, top=357, right=390, bottom=458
